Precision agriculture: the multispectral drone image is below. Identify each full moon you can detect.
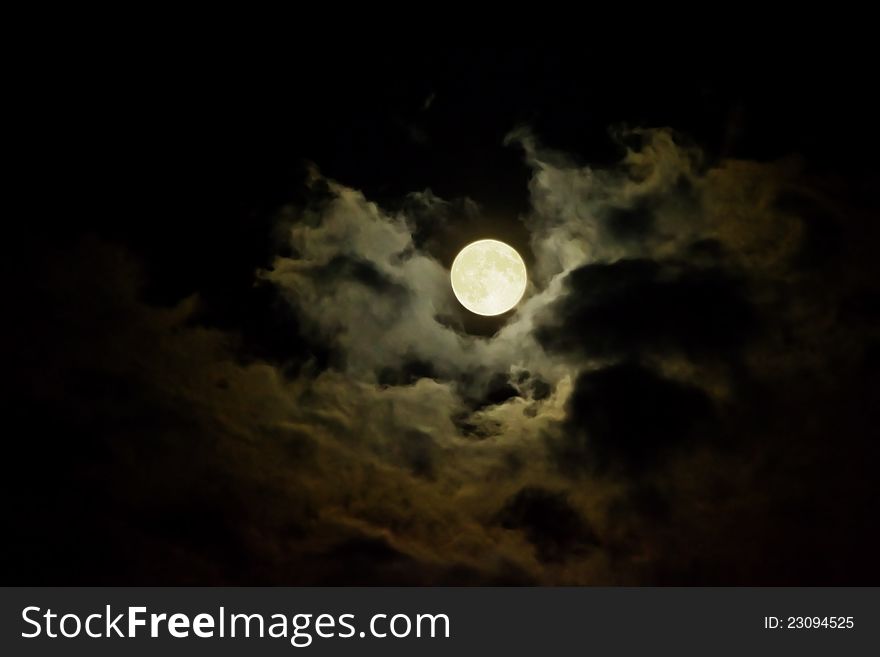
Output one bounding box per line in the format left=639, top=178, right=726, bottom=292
left=450, top=239, right=527, bottom=316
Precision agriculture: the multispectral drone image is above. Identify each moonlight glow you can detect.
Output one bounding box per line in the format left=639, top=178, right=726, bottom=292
left=450, top=239, right=527, bottom=316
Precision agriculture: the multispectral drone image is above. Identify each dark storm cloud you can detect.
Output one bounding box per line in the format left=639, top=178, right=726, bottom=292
left=498, top=486, right=599, bottom=563
left=535, top=258, right=755, bottom=362
left=553, top=361, right=716, bottom=474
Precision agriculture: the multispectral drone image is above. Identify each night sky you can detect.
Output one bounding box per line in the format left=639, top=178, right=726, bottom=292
left=7, top=43, right=880, bottom=585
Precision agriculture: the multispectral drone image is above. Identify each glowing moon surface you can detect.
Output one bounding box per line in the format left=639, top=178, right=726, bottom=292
left=450, top=239, right=527, bottom=316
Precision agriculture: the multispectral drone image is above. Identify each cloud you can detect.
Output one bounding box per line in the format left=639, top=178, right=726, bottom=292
left=498, top=486, right=599, bottom=563
left=255, top=125, right=880, bottom=583
left=535, top=258, right=755, bottom=363
left=553, top=361, right=717, bottom=474
left=9, top=124, right=880, bottom=585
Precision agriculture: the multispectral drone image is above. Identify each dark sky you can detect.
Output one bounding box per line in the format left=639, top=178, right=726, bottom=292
left=7, top=42, right=880, bottom=584
left=38, top=46, right=880, bottom=301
